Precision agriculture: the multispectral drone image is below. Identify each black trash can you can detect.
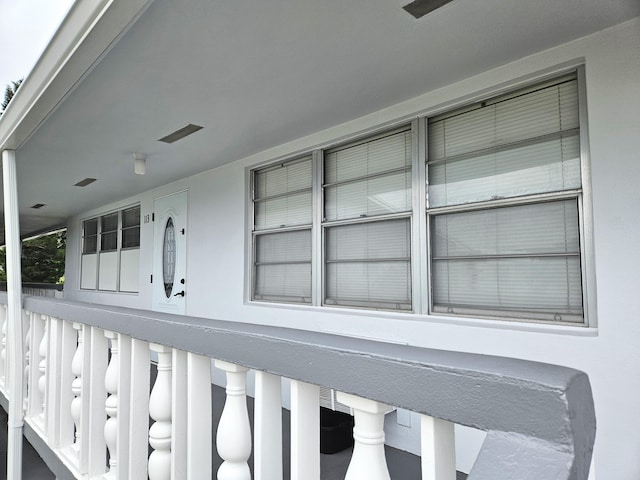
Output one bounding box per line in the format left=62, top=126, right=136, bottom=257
left=320, top=407, right=354, bottom=454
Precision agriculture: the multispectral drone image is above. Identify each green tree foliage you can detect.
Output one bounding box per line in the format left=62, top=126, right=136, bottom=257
left=0, top=230, right=66, bottom=284
left=1, top=79, right=23, bottom=114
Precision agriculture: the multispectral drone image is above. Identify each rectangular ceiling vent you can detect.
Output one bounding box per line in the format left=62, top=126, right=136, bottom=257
left=403, top=0, right=456, bottom=19
left=74, top=177, right=97, bottom=187
left=30, top=203, right=46, bottom=209
left=158, top=124, right=203, bottom=144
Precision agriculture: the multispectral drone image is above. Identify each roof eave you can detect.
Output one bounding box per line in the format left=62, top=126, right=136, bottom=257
left=0, top=0, right=154, bottom=152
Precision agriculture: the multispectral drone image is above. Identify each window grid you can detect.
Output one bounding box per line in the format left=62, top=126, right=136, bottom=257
left=249, top=68, right=592, bottom=326
left=80, top=205, right=141, bottom=292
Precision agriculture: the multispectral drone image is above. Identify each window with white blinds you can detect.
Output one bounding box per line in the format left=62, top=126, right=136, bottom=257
left=427, top=73, right=585, bottom=323
left=248, top=70, right=591, bottom=324
left=323, top=128, right=412, bottom=310
left=252, top=156, right=313, bottom=303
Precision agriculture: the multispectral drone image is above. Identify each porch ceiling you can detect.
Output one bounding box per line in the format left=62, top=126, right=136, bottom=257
left=1, top=0, right=638, bottom=242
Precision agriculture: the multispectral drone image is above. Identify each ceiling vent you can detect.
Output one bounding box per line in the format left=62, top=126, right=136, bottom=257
left=30, top=203, right=46, bottom=209
left=74, top=178, right=97, bottom=187
left=158, top=124, right=203, bottom=144
left=403, top=0, right=456, bottom=19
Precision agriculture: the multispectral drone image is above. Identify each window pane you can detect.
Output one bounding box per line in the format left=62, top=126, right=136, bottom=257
left=324, top=130, right=412, bottom=221
left=428, top=78, right=580, bottom=207
left=254, top=230, right=311, bottom=302
left=325, top=130, right=412, bottom=184
left=324, top=170, right=412, bottom=221
left=255, top=191, right=312, bottom=230
left=83, top=235, right=97, bottom=254
left=101, top=231, right=117, bottom=251
left=325, top=219, right=411, bottom=309
left=255, top=157, right=312, bottom=200
left=431, top=200, right=583, bottom=322
left=102, top=213, right=118, bottom=233
left=122, top=226, right=140, bottom=248
left=432, top=257, right=583, bottom=321
left=83, top=218, right=98, bottom=236
left=432, top=200, right=580, bottom=257
left=122, top=206, right=141, bottom=228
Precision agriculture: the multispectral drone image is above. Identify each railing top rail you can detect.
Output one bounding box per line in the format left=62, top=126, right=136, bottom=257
left=8, top=294, right=595, bottom=479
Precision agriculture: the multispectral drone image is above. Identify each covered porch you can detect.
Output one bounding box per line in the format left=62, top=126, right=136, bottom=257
left=0, top=293, right=590, bottom=479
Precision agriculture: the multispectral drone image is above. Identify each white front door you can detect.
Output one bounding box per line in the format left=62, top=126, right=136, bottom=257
left=152, top=191, right=188, bottom=314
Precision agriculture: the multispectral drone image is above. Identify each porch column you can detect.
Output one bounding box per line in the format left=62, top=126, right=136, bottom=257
left=2, top=149, right=24, bottom=480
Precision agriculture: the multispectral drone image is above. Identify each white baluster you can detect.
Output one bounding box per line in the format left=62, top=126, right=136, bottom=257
left=149, top=344, right=173, bottom=480
left=1, top=305, right=7, bottom=387
left=38, top=315, right=49, bottom=423
left=71, top=323, right=84, bottom=454
left=215, top=360, right=251, bottom=480
left=337, top=392, right=392, bottom=480
left=420, top=415, right=455, bottom=480
left=23, top=310, right=31, bottom=413
left=290, top=380, right=319, bottom=480
left=254, top=371, right=282, bottom=480
left=104, top=331, right=119, bottom=479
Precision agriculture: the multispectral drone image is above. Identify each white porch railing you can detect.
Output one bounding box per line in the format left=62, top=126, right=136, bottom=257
left=0, top=296, right=596, bottom=480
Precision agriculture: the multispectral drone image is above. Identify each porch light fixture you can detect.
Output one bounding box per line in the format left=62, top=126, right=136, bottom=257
left=134, top=153, right=147, bottom=175
left=74, top=177, right=97, bottom=187
left=158, top=124, right=203, bottom=144
left=403, top=0, right=456, bottom=18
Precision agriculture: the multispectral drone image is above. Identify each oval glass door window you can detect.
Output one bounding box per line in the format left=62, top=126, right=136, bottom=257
left=163, top=217, right=176, bottom=298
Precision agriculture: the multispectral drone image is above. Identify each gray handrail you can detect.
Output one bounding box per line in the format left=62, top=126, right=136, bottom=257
left=10, top=294, right=595, bottom=479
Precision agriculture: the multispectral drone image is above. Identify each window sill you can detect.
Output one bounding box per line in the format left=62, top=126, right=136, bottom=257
left=245, top=299, right=598, bottom=337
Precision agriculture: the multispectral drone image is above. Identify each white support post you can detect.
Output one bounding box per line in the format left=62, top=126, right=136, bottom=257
left=420, top=415, right=456, bottom=480
left=337, top=392, right=392, bottom=480
left=187, top=353, right=211, bottom=480
left=215, top=359, right=251, bottom=480
left=3, top=148, right=24, bottom=480
left=254, top=371, right=283, bottom=480
left=128, top=339, right=150, bottom=480
left=290, top=380, right=320, bottom=480
left=149, top=344, right=173, bottom=480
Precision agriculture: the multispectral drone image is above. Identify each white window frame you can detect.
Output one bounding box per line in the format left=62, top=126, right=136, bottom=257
left=246, top=65, right=595, bottom=327
left=80, top=204, right=141, bottom=293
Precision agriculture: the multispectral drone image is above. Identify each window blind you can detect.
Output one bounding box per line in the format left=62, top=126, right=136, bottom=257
left=254, top=229, right=312, bottom=302
left=324, top=130, right=412, bottom=221
left=254, top=157, right=312, bottom=230
left=431, top=199, right=583, bottom=322
left=325, top=219, right=411, bottom=310
left=428, top=77, right=580, bottom=207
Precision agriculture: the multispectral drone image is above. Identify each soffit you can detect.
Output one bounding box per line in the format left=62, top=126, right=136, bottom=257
left=5, top=0, right=640, bottom=241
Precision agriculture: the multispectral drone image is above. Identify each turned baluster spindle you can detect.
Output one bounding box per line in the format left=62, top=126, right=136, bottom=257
left=23, top=311, right=31, bottom=412
left=71, top=323, right=84, bottom=452
left=0, top=306, right=7, bottom=385
left=38, top=315, right=49, bottom=421
left=103, top=331, right=119, bottom=478
left=215, top=360, right=251, bottom=480
left=337, top=392, right=392, bottom=480
left=149, top=345, right=172, bottom=480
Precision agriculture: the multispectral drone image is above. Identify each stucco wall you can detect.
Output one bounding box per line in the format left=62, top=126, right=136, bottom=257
left=64, top=18, right=640, bottom=478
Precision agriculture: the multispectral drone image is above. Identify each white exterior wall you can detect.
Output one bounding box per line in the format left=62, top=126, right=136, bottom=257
left=64, top=18, right=640, bottom=478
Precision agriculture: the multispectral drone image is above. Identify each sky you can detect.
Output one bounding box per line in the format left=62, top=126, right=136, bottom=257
left=0, top=0, right=75, bottom=94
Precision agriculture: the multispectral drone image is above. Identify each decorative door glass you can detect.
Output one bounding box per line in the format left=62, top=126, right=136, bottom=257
left=163, top=217, right=176, bottom=297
